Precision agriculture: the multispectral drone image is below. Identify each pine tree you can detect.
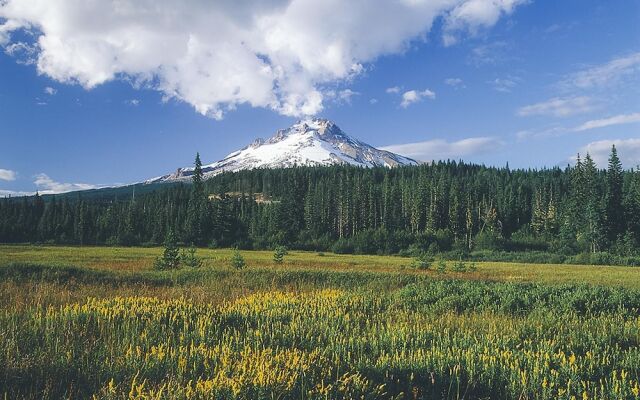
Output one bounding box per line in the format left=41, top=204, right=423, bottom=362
left=605, top=145, right=624, bottom=242
left=180, top=245, right=202, bottom=268
left=273, top=245, right=288, bottom=264
left=623, top=167, right=640, bottom=246
left=230, top=248, right=246, bottom=270
left=186, top=153, right=206, bottom=245
left=154, top=229, right=180, bottom=270
left=582, top=154, right=604, bottom=253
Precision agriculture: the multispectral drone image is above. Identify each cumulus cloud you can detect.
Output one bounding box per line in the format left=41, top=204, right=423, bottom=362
left=0, top=0, right=524, bottom=119
left=44, top=86, right=56, bottom=95
left=386, top=86, right=401, bottom=94
left=562, top=52, right=640, bottom=90
left=0, top=169, right=17, bottom=181
left=400, top=89, right=435, bottom=108
left=575, top=139, right=640, bottom=169
left=125, top=99, right=140, bottom=106
left=517, top=96, right=596, bottom=117
left=381, top=137, right=502, bottom=161
left=573, top=112, right=640, bottom=132
left=33, top=173, right=99, bottom=194
left=442, top=0, right=527, bottom=46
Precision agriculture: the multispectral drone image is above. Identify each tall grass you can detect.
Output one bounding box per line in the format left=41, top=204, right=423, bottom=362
left=2, top=288, right=640, bottom=399
left=2, top=246, right=640, bottom=399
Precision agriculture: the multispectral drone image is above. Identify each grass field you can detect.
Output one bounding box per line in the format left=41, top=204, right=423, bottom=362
left=1, top=245, right=640, bottom=399
left=1, top=245, right=640, bottom=288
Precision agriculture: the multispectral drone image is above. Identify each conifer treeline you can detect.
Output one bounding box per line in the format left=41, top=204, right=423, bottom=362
left=1, top=147, right=639, bottom=258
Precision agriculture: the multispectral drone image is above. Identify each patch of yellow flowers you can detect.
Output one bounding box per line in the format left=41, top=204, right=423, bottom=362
left=4, top=289, right=640, bottom=399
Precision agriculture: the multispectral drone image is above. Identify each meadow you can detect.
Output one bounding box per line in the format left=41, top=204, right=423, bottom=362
left=1, top=245, right=640, bottom=399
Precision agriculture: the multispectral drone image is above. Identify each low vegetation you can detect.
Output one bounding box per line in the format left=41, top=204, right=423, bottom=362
left=1, top=245, right=640, bottom=399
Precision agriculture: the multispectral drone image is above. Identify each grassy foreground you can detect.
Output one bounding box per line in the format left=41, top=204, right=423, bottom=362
left=1, top=245, right=640, bottom=399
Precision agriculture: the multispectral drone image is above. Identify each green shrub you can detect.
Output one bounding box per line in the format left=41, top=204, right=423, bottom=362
left=410, top=253, right=432, bottom=270
left=154, top=229, right=181, bottom=270
left=230, top=249, right=246, bottom=270
left=273, top=246, right=288, bottom=264
left=181, top=246, right=202, bottom=268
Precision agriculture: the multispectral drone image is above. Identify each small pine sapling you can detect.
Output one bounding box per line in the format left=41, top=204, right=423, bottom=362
left=181, top=245, right=202, bottom=268
left=154, top=229, right=181, bottom=270
left=273, top=245, right=288, bottom=264
left=230, top=248, right=246, bottom=270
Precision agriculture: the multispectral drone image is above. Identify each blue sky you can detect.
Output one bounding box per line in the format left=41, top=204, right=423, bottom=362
left=0, top=0, right=639, bottom=195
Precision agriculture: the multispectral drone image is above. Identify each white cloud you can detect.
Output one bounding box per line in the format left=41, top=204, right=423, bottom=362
left=369, top=98, right=378, bottom=104
left=44, top=86, right=56, bottom=95
left=563, top=52, right=640, bottom=90
left=515, top=125, right=568, bottom=140
left=468, top=41, right=510, bottom=65
left=338, top=89, right=358, bottom=102
left=573, top=112, right=640, bottom=132
left=444, top=77, right=465, bottom=89
left=33, top=173, right=99, bottom=194
left=516, top=112, right=640, bottom=140
left=517, top=96, right=596, bottom=117
left=575, top=139, right=640, bottom=169
left=0, top=169, right=17, bottom=181
left=125, top=99, right=140, bottom=106
left=386, top=86, right=401, bottom=94
left=443, top=0, right=527, bottom=46
left=0, top=0, right=524, bottom=119
left=381, top=137, right=502, bottom=160
left=400, top=89, right=435, bottom=108
left=489, top=76, right=518, bottom=92
left=326, top=88, right=359, bottom=105
left=3, top=40, right=37, bottom=64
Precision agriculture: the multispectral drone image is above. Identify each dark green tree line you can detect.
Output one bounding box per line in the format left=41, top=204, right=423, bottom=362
left=1, top=148, right=639, bottom=260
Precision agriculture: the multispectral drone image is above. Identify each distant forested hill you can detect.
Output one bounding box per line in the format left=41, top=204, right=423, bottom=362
left=1, top=148, right=639, bottom=264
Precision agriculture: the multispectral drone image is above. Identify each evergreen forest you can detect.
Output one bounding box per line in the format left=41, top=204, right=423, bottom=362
left=2, top=148, right=639, bottom=265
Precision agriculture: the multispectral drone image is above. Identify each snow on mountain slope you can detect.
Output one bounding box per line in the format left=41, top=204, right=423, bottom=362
left=148, top=118, right=418, bottom=183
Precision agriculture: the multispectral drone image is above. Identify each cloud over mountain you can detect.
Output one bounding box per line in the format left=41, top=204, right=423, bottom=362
left=381, top=137, right=503, bottom=161
left=0, top=0, right=525, bottom=119
left=33, top=173, right=99, bottom=194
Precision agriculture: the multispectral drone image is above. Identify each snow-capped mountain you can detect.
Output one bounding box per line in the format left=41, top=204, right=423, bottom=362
left=147, top=118, right=418, bottom=183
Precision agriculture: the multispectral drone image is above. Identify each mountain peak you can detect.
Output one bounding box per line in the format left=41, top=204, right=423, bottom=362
left=147, top=120, right=417, bottom=183
left=269, top=118, right=340, bottom=142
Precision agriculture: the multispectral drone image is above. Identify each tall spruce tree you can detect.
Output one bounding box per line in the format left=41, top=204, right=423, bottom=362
left=582, top=153, right=604, bottom=253
left=605, top=145, right=624, bottom=242
left=623, top=167, right=640, bottom=246
left=186, top=153, right=206, bottom=245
